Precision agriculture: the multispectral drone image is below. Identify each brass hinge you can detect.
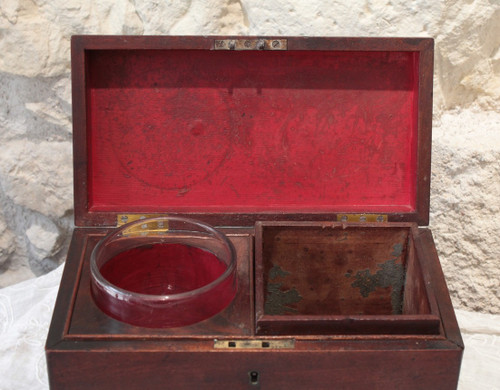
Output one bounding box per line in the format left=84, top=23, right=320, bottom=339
left=116, top=214, right=169, bottom=236
left=336, top=214, right=388, bottom=223
left=214, top=38, right=287, bottom=51
left=117, top=214, right=165, bottom=226
left=214, top=339, right=295, bottom=349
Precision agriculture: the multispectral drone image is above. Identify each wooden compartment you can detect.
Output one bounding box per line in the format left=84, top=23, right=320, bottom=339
left=255, top=222, right=440, bottom=335
left=66, top=228, right=254, bottom=338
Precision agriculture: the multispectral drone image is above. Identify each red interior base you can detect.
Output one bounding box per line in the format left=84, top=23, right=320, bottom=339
left=93, top=242, right=235, bottom=328
left=88, top=50, right=418, bottom=213
left=100, top=243, right=226, bottom=295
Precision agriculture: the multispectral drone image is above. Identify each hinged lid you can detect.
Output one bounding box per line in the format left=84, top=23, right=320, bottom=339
left=72, top=36, right=433, bottom=227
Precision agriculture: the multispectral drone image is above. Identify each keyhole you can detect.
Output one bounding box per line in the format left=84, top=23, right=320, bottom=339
left=249, top=371, right=259, bottom=385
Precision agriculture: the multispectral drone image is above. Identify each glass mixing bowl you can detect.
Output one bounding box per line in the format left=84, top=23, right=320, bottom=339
left=90, top=216, right=237, bottom=328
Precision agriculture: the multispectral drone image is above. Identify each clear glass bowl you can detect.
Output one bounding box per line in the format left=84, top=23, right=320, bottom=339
left=90, top=216, right=237, bottom=328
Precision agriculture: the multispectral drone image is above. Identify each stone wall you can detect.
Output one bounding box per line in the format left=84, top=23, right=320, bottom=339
left=0, top=0, right=498, bottom=313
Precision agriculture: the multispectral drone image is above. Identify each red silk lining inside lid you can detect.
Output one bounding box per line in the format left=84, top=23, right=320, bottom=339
left=87, top=49, right=418, bottom=213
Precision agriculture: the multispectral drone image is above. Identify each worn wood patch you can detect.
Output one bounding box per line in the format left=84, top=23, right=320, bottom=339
left=261, top=225, right=409, bottom=316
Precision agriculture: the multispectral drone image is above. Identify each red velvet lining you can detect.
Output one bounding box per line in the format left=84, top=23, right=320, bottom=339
left=87, top=50, right=418, bottom=212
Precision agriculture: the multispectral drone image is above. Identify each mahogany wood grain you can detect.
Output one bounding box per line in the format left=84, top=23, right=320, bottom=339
left=47, top=344, right=461, bottom=389
left=414, top=228, right=464, bottom=348
left=402, top=233, right=432, bottom=315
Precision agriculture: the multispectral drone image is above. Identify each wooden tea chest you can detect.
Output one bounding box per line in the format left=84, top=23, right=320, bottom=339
left=45, top=36, right=463, bottom=389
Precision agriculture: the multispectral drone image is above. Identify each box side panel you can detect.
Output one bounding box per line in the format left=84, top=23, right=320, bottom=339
left=415, top=228, right=463, bottom=347
left=46, top=229, right=91, bottom=348
left=403, top=232, right=432, bottom=315
left=415, top=41, right=433, bottom=226
left=47, top=348, right=462, bottom=390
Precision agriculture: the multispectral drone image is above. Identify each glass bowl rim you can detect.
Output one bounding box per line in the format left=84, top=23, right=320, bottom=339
left=90, top=216, right=237, bottom=302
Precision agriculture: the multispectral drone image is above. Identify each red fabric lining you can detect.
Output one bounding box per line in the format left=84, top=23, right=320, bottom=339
left=87, top=50, right=418, bottom=213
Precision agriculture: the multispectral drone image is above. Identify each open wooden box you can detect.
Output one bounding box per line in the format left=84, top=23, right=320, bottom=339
left=46, top=36, right=463, bottom=389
